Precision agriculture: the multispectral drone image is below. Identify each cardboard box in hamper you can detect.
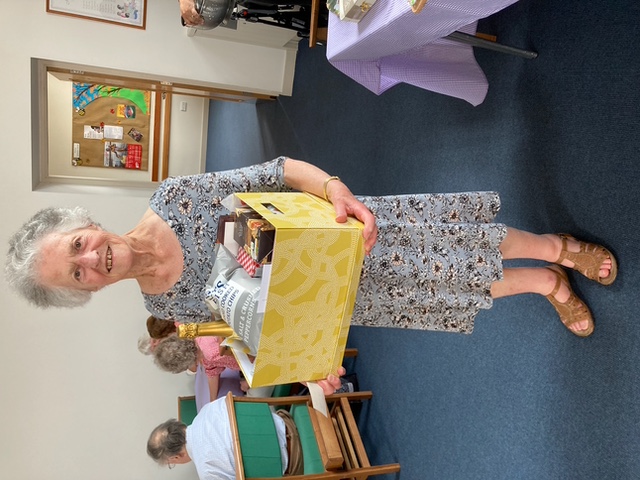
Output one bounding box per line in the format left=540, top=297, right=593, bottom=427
left=226, top=191, right=365, bottom=387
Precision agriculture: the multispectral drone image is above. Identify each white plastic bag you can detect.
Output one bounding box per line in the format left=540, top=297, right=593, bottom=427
left=204, top=244, right=263, bottom=355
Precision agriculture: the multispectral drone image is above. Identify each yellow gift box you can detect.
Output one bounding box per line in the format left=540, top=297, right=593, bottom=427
left=226, top=191, right=365, bottom=387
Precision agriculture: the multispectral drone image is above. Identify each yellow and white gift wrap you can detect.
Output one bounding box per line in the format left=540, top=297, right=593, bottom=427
left=228, top=192, right=365, bottom=387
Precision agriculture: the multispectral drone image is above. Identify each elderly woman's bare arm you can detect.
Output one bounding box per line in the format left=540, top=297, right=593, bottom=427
left=283, top=158, right=378, bottom=254
left=207, top=374, right=221, bottom=401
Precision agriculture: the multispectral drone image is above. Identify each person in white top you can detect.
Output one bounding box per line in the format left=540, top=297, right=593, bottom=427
left=148, top=398, right=285, bottom=479
left=147, top=369, right=343, bottom=478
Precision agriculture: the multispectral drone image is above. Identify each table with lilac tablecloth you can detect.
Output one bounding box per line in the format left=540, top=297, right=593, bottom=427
left=326, top=0, right=520, bottom=106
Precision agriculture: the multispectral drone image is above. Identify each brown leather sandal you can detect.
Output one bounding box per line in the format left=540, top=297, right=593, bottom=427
left=555, top=233, right=618, bottom=286
left=545, top=265, right=594, bottom=337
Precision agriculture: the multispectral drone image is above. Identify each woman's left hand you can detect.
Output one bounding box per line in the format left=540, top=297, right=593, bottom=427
left=328, top=183, right=378, bottom=255
left=282, top=158, right=378, bottom=255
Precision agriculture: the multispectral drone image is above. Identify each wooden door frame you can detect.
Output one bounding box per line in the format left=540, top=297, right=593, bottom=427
left=32, top=58, right=274, bottom=193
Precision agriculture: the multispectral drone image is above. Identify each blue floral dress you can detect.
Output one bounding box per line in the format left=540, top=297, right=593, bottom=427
left=355, top=194, right=506, bottom=333
left=144, top=158, right=506, bottom=334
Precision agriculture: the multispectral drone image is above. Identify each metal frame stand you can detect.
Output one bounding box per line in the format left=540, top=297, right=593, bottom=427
left=446, top=31, right=538, bottom=59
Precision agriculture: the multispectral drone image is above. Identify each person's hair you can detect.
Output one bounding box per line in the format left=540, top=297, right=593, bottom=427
left=146, top=315, right=177, bottom=339
left=5, top=207, right=99, bottom=308
left=147, top=419, right=187, bottom=465
left=138, top=334, right=153, bottom=355
left=153, top=336, right=198, bottom=374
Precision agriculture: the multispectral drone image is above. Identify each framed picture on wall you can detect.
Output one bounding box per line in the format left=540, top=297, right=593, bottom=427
left=46, top=0, right=147, bottom=29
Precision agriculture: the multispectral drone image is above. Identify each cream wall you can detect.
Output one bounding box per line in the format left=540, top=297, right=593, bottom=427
left=0, top=1, right=295, bottom=479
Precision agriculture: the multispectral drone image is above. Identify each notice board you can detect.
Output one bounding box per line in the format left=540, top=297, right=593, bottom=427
left=71, top=83, right=151, bottom=171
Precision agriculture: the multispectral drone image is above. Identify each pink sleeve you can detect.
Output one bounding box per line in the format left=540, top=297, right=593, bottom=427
left=195, top=337, right=217, bottom=358
left=196, top=337, right=240, bottom=377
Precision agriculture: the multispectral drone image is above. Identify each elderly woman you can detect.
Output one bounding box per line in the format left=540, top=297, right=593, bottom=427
left=153, top=335, right=273, bottom=398
left=6, top=157, right=616, bottom=337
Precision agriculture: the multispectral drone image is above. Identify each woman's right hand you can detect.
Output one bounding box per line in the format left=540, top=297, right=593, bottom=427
left=303, top=366, right=347, bottom=396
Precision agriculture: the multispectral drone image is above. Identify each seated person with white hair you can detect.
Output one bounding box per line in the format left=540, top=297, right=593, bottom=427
left=153, top=335, right=273, bottom=398
left=147, top=369, right=344, bottom=479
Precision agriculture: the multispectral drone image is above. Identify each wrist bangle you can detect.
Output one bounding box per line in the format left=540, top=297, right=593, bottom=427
left=323, top=176, right=340, bottom=202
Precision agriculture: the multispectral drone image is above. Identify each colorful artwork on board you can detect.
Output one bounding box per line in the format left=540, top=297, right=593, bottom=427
left=72, top=83, right=150, bottom=115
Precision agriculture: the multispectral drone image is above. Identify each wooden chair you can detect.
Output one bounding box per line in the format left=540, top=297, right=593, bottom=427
left=184, top=348, right=359, bottom=425
left=177, top=395, right=198, bottom=425
left=226, top=390, right=401, bottom=479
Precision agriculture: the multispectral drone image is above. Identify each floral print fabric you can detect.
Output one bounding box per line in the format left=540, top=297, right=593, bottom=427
left=354, top=193, right=506, bottom=333
left=143, top=157, right=290, bottom=323
left=144, top=158, right=506, bottom=334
